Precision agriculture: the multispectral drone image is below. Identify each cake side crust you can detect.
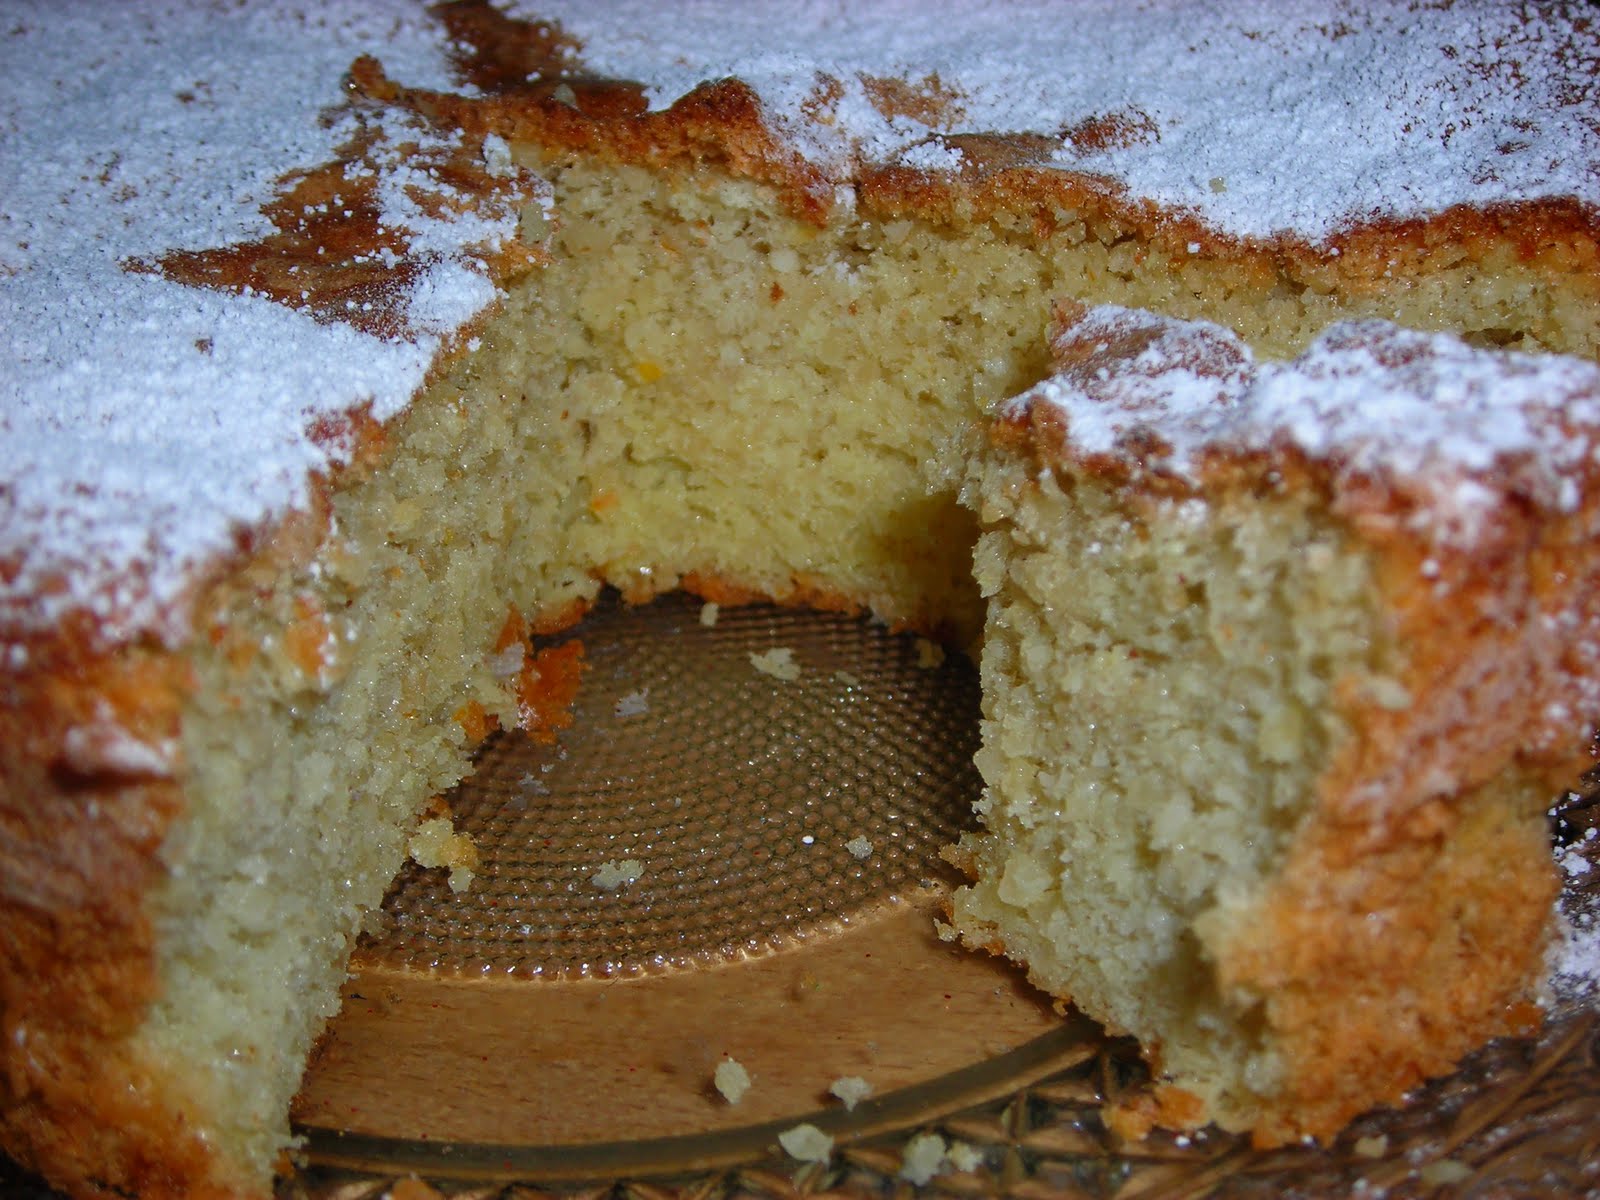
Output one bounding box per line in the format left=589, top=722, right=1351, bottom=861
left=0, top=646, right=254, bottom=1198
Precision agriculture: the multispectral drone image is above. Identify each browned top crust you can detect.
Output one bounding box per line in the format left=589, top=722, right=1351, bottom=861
left=364, top=2, right=1600, bottom=263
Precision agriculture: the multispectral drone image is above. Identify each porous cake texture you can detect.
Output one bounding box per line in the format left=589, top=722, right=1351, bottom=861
left=950, top=305, right=1600, bottom=1143
left=3, top=2, right=1600, bottom=1198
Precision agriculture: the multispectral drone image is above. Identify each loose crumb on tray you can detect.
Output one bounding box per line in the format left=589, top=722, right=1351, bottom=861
left=750, top=647, right=801, bottom=681
left=778, top=1123, right=833, bottom=1164
left=406, top=816, right=479, bottom=894
left=900, top=1132, right=949, bottom=1184
left=386, top=1178, right=447, bottom=1200
left=947, top=1140, right=983, bottom=1172
left=614, top=688, right=649, bottom=718
left=714, top=1056, right=751, bottom=1104
left=829, top=1075, right=872, bottom=1110
left=1418, top=1159, right=1474, bottom=1186
left=591, top=858, right=644, bottom=889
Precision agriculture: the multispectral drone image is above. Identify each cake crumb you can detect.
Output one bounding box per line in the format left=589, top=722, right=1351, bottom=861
left=834, top=669, right=862, bottom=689
left=714, top=1056, right=751, bottom=1104
left=1353, top=1135, right=1388, bottom=1158
left=914, top=638, right=945, bottom=669
left=750, top=647, right=801, bottom=681
left=699, top=602, right=720, bottom=627
left=947, top=1141, right=983, bottom=1172
left=845, top=836, right=873, bottom=860
left=900, top=1132, right=948, bottom=1184
left=829, top=1075, right=872, bottom=1110
left=591, top=858, right=644, bottom=890
left=934, top=919, right=959, bottom=942
left=614, top=688, right=649, bottom=718
left=407, top=816, right=479, bottom=894
left=1419, top=1159, right=1473, bottom=1186
left=777, top=1123, right=832, bottom=1164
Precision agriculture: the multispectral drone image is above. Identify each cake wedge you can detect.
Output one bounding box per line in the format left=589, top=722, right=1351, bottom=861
left=951, top=304, right=1600, bottom=1144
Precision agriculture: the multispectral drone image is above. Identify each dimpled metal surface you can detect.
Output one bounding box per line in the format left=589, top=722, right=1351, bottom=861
left=362, top=591, right=981, bottom=977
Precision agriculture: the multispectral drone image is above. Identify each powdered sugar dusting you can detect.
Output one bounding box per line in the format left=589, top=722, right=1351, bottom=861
left=1, top=1, right=531, bottom=644
left=1552, top=823, right=1600, bottom=1003
left=525, top=0, right=1599, bottom=240
left=1019, top=306, right=1600, bottom=543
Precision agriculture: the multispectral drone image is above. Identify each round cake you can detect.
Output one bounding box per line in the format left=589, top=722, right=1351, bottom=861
left=3, top=2, right=1599, bottom=1197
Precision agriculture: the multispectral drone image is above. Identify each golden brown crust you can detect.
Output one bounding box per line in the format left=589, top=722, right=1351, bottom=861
left=862, top=160, right=1600, bottom=320
left=515, top=641, right=587, bottom=744
left=430, top=0, right=584, bottom=92
left=1220, top=770, right=1557, bottom=1147
left=679, top=570, right=868, bottom=622
left=1214, top=438, right=1600, bottom=1145
left=138, top=93, right=549, bottom=357
left=356, top=2, right=1600, bottom=353
left=0, top=397, right=404, bottom=1198
left=0, top=646, right=251, bottom=1198
left=679, top=570, right=963, bottom=643
left=1103, top=1085, right=1208, bottom=1144
left=348, top=52, right=839, bottom=221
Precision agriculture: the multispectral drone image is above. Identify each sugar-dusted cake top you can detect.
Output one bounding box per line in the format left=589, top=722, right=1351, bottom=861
left=1, top=2, right=545, bottom=648
left=527, top=0, right=1600, bottom=239
left=1012, top=305, right=1600, bottom=543
left=3, top=1, right=1598, bottom=648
